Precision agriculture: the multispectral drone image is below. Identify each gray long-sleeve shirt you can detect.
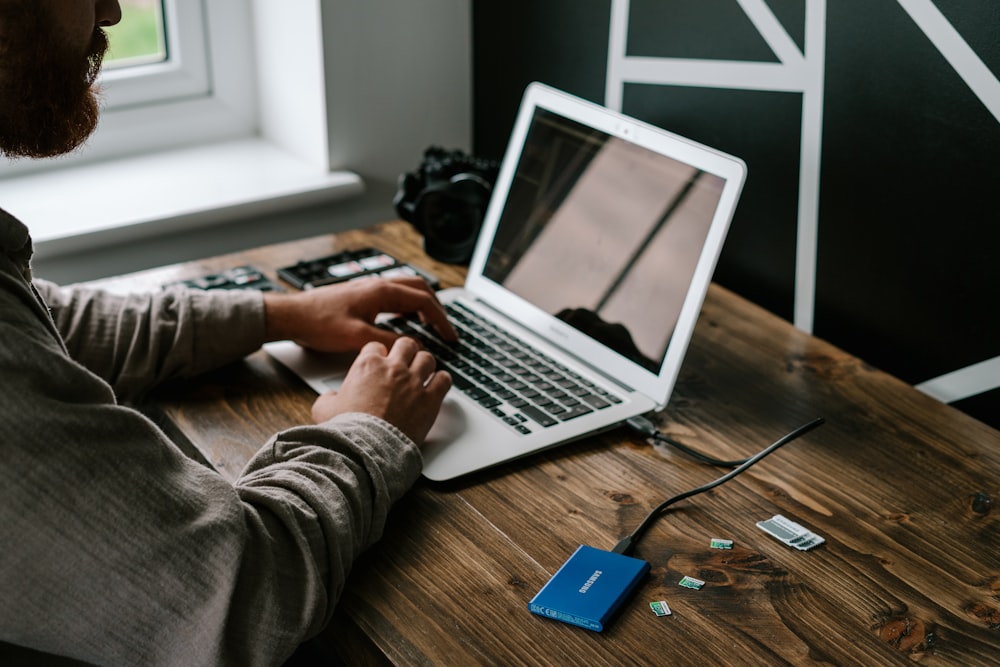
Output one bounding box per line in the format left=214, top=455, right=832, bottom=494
left=0, top=208, right=423, bottom=666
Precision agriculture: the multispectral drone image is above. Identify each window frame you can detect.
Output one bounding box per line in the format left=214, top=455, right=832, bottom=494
left=0, top=0, right=257, bottom=178
left=101, top=0, right=209, bottom=109
left=1, top=0, right=474, bottom=267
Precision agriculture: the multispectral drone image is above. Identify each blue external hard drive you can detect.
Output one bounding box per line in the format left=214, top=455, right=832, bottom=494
left=528, top=545, right=650, bottom=632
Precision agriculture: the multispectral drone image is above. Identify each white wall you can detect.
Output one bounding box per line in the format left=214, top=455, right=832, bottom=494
left=321, top=0, right=473, bottom=184
left=32, top=0, right=473, bottom=284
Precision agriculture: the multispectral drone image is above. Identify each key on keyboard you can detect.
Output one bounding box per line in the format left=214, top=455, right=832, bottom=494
left=381, top=302, right=622, bottom=434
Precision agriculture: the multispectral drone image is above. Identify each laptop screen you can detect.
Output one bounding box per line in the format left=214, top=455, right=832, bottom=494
left=483, top=108, right=727, bottom=373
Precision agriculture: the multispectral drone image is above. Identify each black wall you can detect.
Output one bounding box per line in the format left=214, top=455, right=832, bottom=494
left=472, top=0, right=1000, bottom=429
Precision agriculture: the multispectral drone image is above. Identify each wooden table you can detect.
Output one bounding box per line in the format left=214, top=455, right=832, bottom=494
left=104, top=221, right=999, bottom=666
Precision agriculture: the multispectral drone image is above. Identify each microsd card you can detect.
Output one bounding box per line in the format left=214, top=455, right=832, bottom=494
left=756, top=514, right=825, bottom=551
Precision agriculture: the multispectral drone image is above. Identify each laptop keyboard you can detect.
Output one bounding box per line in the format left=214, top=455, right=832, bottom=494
left=380, top=301, right=622, bottom=434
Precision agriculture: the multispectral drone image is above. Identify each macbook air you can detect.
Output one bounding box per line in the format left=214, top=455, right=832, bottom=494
left=266, top=82, right=747, bottom=481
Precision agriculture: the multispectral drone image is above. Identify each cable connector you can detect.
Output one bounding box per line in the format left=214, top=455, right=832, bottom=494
left=611, top=535, right=635, bottom=556
left=625, top=414, right=751, bottom=467
left=624, top=415, right=658, bottom=438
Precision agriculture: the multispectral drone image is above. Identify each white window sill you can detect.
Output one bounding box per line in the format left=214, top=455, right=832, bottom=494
left=0, top=138, right=363, bottom=260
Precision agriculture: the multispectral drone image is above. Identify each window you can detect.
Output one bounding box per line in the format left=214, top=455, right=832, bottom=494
left=99, top=0, right=211, bottom=112
left=1, top=0, right=470, bottom=261
left=0, top=0, right=252, bottom=176
left=0, top=0, right=356, bottom=256
left=104, top=0, right=167, bottom=68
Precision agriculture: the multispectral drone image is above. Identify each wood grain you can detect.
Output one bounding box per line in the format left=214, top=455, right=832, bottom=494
left=102, top=221, right=999, bottom=665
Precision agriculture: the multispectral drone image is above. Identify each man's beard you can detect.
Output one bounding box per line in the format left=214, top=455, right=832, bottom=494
left=0, top=4, right=109, bottom=159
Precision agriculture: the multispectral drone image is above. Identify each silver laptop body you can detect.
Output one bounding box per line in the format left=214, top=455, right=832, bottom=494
left=267, top=82, right=746, bottom=481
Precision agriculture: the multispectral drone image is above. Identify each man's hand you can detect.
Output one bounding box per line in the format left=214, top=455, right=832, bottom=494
left=262, top=276, right=457, bottom=444
left=263, top=276, right=457, bottom=352
left=311, top=337, right=452, bottom=445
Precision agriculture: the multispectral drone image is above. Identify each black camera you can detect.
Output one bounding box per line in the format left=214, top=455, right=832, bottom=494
left=394, top=146, right=499, bottom=265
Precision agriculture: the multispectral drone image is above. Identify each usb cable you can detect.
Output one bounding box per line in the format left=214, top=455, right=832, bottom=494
left=613, top=417, right=826, bottom=556
left=627, top=415, right=752, bottom=467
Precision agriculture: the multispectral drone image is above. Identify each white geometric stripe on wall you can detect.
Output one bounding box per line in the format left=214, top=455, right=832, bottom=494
left=604, top=0, right=999, bottom=406
left=917, top=356, right=1000, bottom=405
left=899, top=0, right=1000, bottom=405
left=605, top=0, right=826, bottom=335
left=898, top=0, right=1000, bottom=125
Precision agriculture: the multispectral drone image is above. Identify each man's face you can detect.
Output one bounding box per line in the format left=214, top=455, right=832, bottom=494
left=0, top=0, right=113, bottom=159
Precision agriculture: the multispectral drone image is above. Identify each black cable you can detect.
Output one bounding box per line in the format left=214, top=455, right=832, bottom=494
left=626, top=415, right=750, bottom=467
left=612, top=417, right=825, bottom=556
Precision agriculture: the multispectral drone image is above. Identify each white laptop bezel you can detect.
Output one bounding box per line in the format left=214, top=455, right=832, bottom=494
left=463, top=82, right=747, bottom=407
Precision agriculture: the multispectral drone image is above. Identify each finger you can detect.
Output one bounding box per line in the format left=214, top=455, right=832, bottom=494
left=375, top=279, right=437, bottom=311
left=352, top=323, right=400, bottom=349
left=423, top=309, right=459, bottom=343
left=382, top=275, right=430, bottom=290
left=378, top=281, right=458, bottom=342
left=424, top=369, right=453, bottom=400
left=358, top=340, right=389, bottom=358
left=387, top=335, right=421, bottom=363
left=411, top=349, right=438, bottom=380
left=416, top=291, right=459, bottom=342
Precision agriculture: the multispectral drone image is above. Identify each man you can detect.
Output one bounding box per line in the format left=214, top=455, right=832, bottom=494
left=1, top=1, right=455, bottom=664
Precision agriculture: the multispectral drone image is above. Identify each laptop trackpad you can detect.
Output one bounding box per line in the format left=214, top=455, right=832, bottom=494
left=426, top=397, right=467, bottom=444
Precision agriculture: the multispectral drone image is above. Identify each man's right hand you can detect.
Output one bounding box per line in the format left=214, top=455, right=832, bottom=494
left=310, top=337, right=451, bottom=446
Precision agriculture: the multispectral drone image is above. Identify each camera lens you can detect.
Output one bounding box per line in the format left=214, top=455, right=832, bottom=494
left=397, top=149, right=499, bottom=265
left=414, top=176, right=491, bottom=264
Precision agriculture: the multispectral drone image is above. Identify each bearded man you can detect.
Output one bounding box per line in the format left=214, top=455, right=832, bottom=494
left=0, top=2, right=454, bottom=665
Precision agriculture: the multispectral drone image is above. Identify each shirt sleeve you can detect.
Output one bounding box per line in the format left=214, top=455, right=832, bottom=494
left=0, top=305, right=423, bottom=666
left=33, top=280, right=266, bottom=400
left=2, top=270, right=424, bottom=666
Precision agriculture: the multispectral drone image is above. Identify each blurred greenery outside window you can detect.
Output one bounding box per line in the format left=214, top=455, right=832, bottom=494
left=105, top=0, right=167, bottom=68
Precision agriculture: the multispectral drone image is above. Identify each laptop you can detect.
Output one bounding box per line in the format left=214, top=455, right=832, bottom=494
left=265, top=82, right=746, bottom=481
